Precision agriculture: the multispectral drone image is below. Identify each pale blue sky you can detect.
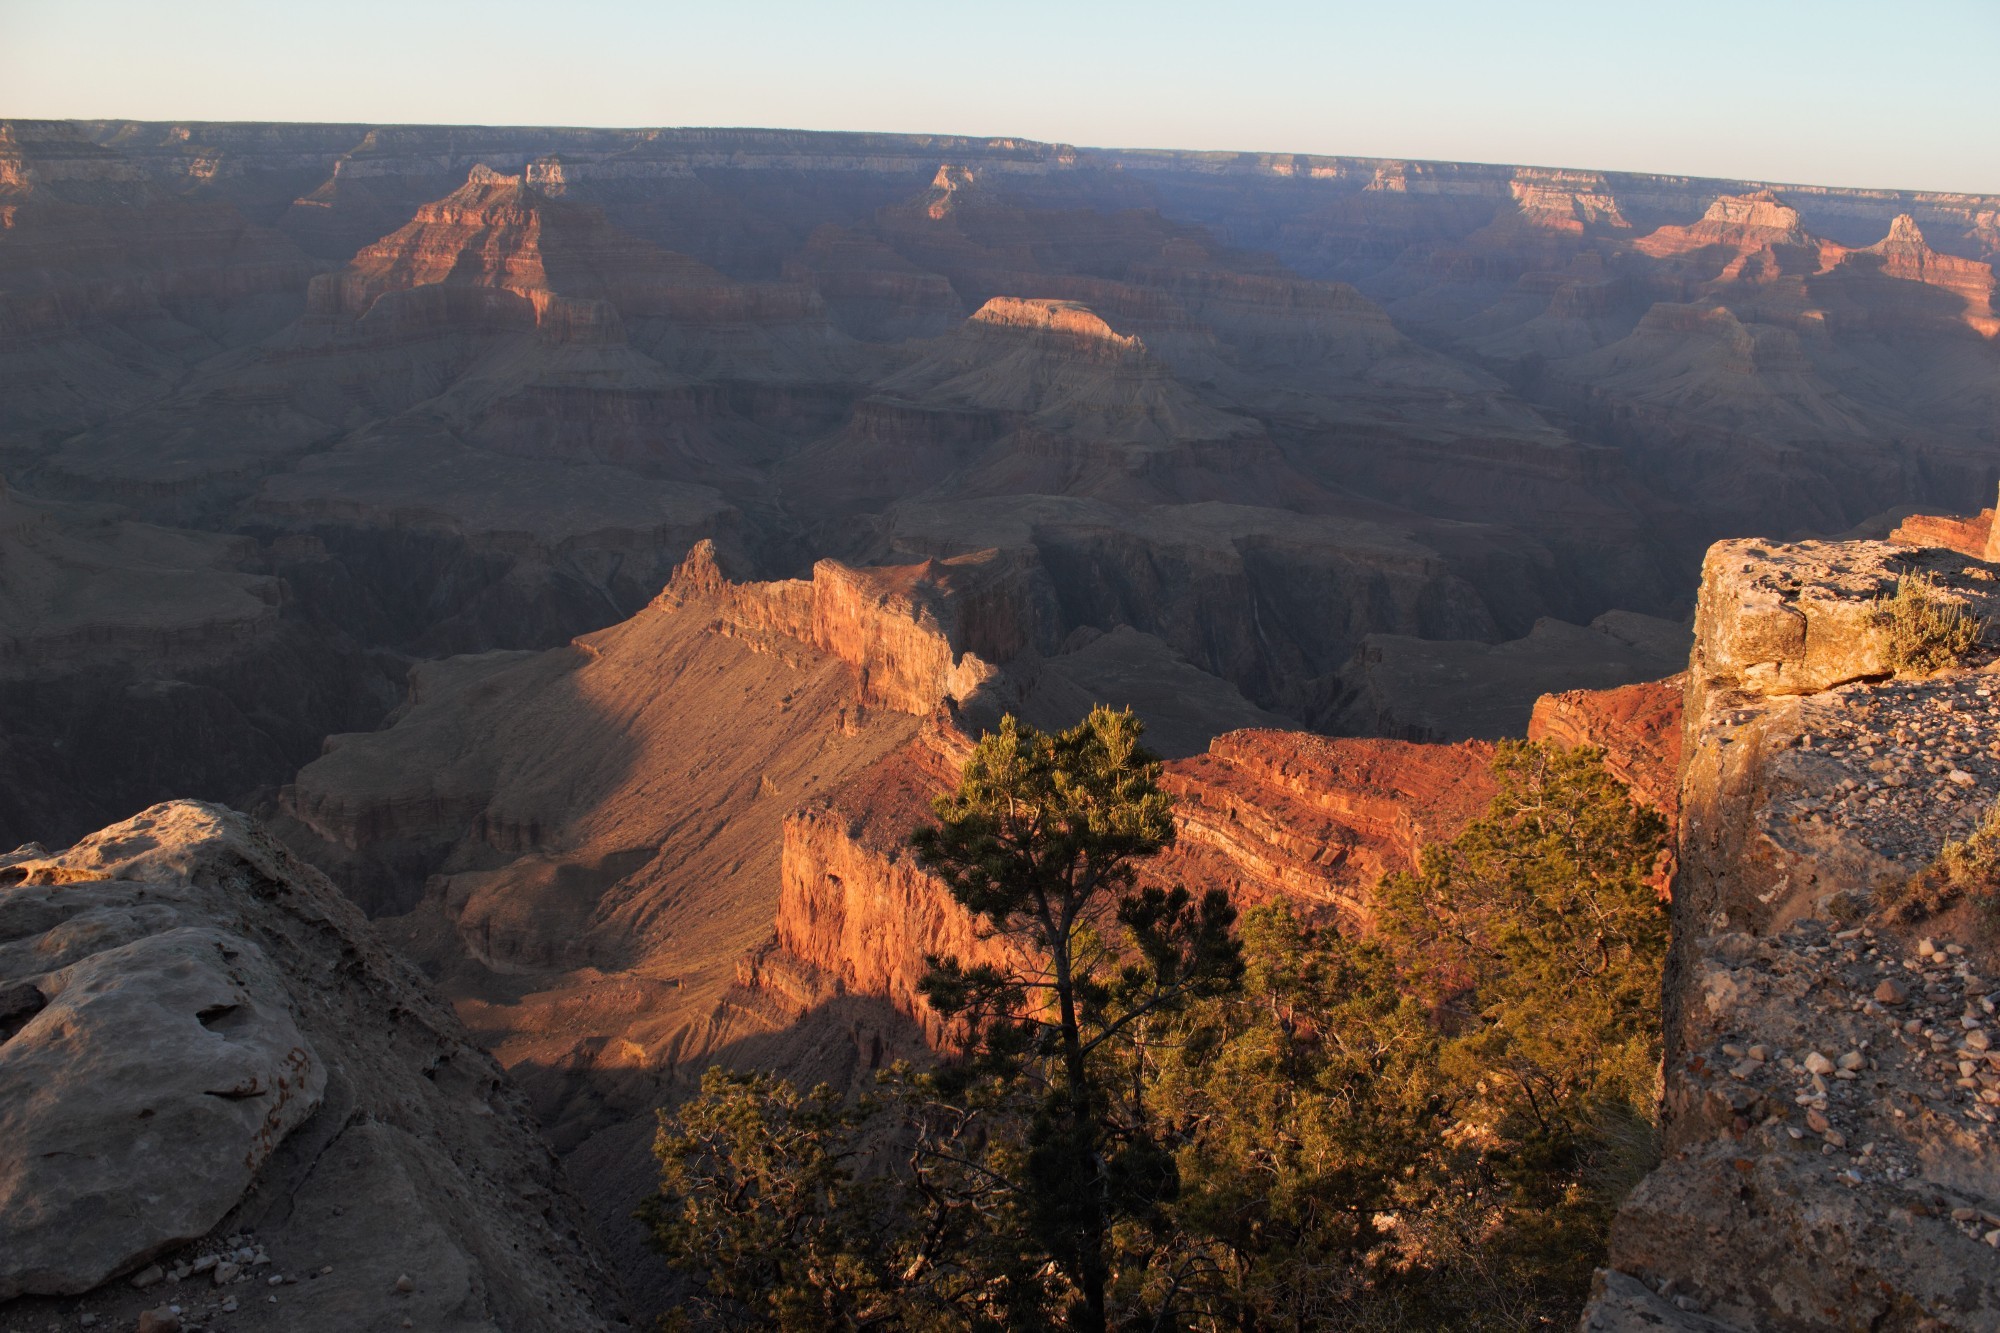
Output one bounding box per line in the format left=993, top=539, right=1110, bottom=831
left=4, top=0, right=1995, bottom=194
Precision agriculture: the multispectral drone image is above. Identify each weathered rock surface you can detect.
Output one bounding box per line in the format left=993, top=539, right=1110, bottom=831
left=1692, top=538, right=2000, bottom=701
left=1585, top=535, right=2000, bottom=1330
left=0, top=801, right=618, bottom=1329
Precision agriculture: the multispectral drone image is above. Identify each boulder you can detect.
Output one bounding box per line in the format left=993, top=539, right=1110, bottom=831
left=0, top=801, right=620, bottom=1329
left=0, top=918, right=324, bottom=1297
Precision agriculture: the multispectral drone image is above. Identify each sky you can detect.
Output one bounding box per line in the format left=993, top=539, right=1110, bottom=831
left=4, top=0, right=1996, bottom=195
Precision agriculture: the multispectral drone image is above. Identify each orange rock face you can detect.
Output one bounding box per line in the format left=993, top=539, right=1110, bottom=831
left=1889, top=508, right=1996, bottom=560
left=1527, top=673, right=1684, bottom=819
left=660, top=539, right=1051, bottom=715
left=1153, top=730, right=1498, bottom=920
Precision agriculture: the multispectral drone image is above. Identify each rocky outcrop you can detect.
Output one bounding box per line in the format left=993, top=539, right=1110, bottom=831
left=660, top=540, right=1053, bottom=715
left=0, top=801, right=617, bottom=1328
left=774, top=727, right=1007, bottom=1045
left=1585, top=536, right=2000, bottom=1330
left=1890, top=506, right=1996, bottom=561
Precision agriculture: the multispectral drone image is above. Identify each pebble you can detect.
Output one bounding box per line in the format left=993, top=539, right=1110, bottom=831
left=394, top=1274, right=415, bottom=1294
left=135, top=1311, right=180, bottom=1333
left=212, top=1261, right=240, bottom=1286
left=1805, top=1052, right=1837, bottom=1076
left=1876, top=979, right=1910, bottom=1004
left=129, top=1264, right=164, bottom=1290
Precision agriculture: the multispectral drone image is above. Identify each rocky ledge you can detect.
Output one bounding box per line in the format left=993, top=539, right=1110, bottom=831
left=0, top=802, right=620, bottom=1331
left=1587, top=537, right=2000, bottom=1330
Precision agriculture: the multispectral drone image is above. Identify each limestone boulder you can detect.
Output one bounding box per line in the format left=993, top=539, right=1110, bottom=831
left=0, top=915, right=324, bottom=1298
left=0, top=801, right=620, bottom=1330
left=1693, top=538, right=2000, bottom=699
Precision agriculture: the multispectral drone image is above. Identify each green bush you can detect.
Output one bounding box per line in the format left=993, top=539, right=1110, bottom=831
left=642, top=737, right=1671, bottom=1331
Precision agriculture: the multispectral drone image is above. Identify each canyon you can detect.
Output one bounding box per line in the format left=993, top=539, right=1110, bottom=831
left=5, top=114, right=2000, bottom=1328
left=6, top=119, right=1998, bottom=844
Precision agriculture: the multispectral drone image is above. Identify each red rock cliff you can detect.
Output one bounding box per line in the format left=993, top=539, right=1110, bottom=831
left=772, top=723, right=1499, bottom=1042
left=1527, top=673, right=1684, bottom=818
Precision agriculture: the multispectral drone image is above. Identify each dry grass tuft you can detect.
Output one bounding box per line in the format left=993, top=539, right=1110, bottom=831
left=1876, top=573, right=1987, bottom=675
left=1884, top=799, right=2000, bottom=923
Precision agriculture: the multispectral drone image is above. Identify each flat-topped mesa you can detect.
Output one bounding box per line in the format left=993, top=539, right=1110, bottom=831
left=660, top=539, right=1058, bottom=715
left=1699, top=189, right=1810, bottom=236
left=1634, top=190, right=1836, bottom=275
left=966, top=296, right=1143, bottom=353
left=1585, top=534, right=2000, bottom=1331
left=1492, top=171, right=1634, bottom=237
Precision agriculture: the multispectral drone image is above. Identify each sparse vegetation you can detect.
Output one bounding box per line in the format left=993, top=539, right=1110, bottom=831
left=1885, top=798, right=2000, bottom=923
left=1877, top=572, right=1987, bottom=674
left=644, top=732, right=1670, bottom=1331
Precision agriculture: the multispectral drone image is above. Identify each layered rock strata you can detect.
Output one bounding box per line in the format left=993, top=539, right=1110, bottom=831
left=1529, top=672, right=1684, bottom=817
left=0, top=801, right=618, bottom=1330
left=1587, top=537, right=2000, bottom=1329
left=772, top=721, right=1499, bottom=1042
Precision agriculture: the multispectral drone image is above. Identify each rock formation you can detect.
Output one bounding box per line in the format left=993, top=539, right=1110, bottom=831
left=1528, top=673, right=1684, bottom=816
left=1891, top=505, right=1996, bottom=561
left=1585, top=536, right=2000, bottom=1329
left=0, top=801, right=618, bottom=1330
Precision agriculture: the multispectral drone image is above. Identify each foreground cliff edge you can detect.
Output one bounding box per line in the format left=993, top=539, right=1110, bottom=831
left=0, top=802, right=622, bottom=1331
left=1586, top=537, right=2000, bottom=1330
